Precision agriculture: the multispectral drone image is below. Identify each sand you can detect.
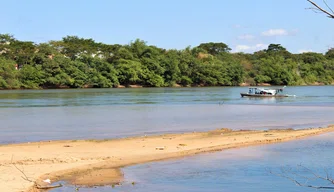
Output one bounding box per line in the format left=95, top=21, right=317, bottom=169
left=0, top=126, right=334, bottom=192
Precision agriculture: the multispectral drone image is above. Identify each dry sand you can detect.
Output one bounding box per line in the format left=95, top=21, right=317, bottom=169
left=0, top=126, right=334, bottom=192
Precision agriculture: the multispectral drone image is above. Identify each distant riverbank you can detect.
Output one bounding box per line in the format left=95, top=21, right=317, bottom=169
left=1, top=82, right=333, bottom=91
left=0, top=126, right=334, bottom=192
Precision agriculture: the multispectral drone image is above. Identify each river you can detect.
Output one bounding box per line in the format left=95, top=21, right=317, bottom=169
left=1, top=86, right=333, bottom=191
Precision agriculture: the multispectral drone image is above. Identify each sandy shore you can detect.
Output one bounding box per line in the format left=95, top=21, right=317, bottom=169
left=0, top=126, right=334, bottom=192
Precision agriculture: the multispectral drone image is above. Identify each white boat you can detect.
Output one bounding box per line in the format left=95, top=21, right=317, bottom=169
left=240, top=86, right=288, bottom=97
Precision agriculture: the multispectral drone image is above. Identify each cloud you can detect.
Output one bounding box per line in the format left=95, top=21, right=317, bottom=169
left=234, top=44, right=267, bottom=53
left=298, top=49, right=313, bottom=53
left=237, top=34, right=255, bottom=40
left=261, top=29, right=289, bottom=36
left=235, top=45, right=251, bottom=52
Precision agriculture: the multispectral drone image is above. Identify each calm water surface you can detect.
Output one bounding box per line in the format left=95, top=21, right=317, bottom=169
left=1, top=86, right=334, bottom=192
left=54, top=132, right=334, bottom=192
left=0, top=86, right=333, bottom=143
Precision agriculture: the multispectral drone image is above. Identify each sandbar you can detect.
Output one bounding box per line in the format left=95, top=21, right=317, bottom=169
left=0, top=126, right=333, bottom=192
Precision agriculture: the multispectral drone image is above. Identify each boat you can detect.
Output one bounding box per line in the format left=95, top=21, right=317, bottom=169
left=240, top=86, right=289, bottom=97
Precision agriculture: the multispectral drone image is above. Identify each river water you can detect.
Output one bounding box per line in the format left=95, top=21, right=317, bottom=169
left=1, top=86, right=333, bottom=191
left=0, top=86, right=334, bottom=144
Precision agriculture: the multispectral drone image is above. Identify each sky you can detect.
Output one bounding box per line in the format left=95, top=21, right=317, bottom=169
left=1, top=0, right=334, bottom=54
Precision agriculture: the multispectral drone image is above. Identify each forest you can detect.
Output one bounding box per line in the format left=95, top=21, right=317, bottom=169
left=0, top=34, right=333, bottom=89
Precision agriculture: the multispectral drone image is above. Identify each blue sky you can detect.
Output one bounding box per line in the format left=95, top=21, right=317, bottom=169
left=1, top=0, right=334, bottom=53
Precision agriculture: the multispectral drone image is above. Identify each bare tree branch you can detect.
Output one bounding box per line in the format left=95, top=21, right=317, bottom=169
left=298, top=164, right=334, bottom=184
left=11, top=155, right=35, bottom=183
left=307, top=7, right=327, bottom=14
left=269, top=165, right=334, bottom=190
left=10, top=155, right=63, bottom=190
left=323, top=0, right=334, bottom=14
left=307, top=0, right=334, bottom=18
left=13, top=163, right=35, bottom=183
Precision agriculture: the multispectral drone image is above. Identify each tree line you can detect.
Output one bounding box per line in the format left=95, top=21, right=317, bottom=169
left=0, top=34, right=333, bottom=89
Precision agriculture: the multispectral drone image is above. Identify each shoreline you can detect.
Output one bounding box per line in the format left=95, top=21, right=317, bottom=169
left=0, top=126, right=334, bottom=192
left=0, top=84, right=333, bottom=91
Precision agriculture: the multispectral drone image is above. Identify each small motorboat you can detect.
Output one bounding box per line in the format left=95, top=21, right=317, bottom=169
left=240, top=86, right=289, bottom=97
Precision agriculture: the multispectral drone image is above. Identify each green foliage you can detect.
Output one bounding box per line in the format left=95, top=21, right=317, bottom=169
left=325, top=48, right=334, bottom=60
left=0, top=34, right=333, bottom=89
left=197, top=42, right=231, bottom=55
left=116, top=59, right=145, bottom=85
left=0, top=34, right=16, bottom=43
left=266, top=44, right=287, bottom=53
left=0, top=57, right=20, bottom=89
left=297, top=52, right=325, bottom=64
left=19, top=65, right=45, bottom=88
left=145, top=73, right=165, bottom=87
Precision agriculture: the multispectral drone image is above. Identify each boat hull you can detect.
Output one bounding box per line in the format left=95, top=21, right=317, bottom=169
left=240, top=93, right=289, bottom=98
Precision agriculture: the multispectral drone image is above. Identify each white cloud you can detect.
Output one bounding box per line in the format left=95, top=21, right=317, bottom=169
left=254, top=44, right=267, bottom=49
left=237, top=34, right=255, bottom=40
left=235, top=45, right=251, bottom=52
left=261, top=29, right=289, bottom=36
left=234, top=44, right=267, bottom=53
left=298, top=49, right=313, bottom=53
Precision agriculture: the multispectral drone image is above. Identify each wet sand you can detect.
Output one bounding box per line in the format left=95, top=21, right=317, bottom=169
left=0, top=126, right=333, bottom=192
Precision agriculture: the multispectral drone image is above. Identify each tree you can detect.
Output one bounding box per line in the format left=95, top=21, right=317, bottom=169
left=116, top=59, right=145, bottom=85
left=197, top=42, right=231, bottom=55
left=307, top=0, right=334, bottom=18
left=161, top=49, right=181, bottom=86
left=19, top=65, right=45, bottom=88
left=0, top=34, right=15, bottom=44
left=298, top=52, right=326, bottom=64
left=0, top=33, right=333, bottom=89
left=50, top=36, right=98, bottom=60
left=266, top=44, right=286, bottom=53
left=266, top=44, right=292, bottom=59
left=270, top=165, right=334, bottom=190
left=0, top=57, right=20, bottom=89
left=325, top=48, right=334, bottom=59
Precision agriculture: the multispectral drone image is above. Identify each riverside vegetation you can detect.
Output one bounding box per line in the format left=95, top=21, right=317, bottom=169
left=0, top=34, right=334, bottom=89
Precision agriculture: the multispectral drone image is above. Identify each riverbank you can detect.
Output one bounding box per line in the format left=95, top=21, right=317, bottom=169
left=0, top=126, right=334, bottom=192
left=1, top=83, right=333, bottom=90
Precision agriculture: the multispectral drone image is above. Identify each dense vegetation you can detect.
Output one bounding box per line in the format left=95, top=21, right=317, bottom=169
left=0, top=34, right=333, bottom=89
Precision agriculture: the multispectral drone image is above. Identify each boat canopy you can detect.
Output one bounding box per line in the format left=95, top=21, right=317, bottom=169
left=248, top=87, right=276, bottom=95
